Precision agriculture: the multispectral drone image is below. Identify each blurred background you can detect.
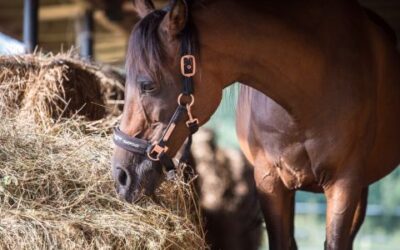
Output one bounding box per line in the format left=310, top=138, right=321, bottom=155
left=1, top=0, right=399, bottom=249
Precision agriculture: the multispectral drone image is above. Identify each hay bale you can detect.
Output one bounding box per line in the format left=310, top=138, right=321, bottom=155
left=0, top=53, right=124, bottom=128
left=0, top=53, right=206, bottom=250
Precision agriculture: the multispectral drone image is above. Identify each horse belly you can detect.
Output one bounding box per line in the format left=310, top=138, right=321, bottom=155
left=365, top=30, right=400, bottom=184
left=366, top=83, right=400, bottom=183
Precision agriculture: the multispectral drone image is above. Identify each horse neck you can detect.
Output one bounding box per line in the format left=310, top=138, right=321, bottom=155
left=193, top=0, right=364, bottom=118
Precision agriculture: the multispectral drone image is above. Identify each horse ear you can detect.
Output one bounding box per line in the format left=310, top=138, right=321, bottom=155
left=132, top=0, right=155, bottom=18
left=160, top=0, right=188, bottom=37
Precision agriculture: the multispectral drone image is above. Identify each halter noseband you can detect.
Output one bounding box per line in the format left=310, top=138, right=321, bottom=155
left=113, top=6, right=199, bottom=171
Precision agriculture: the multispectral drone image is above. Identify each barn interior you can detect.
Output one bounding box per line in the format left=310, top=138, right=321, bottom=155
left=1, top=1, right=400, bottom=249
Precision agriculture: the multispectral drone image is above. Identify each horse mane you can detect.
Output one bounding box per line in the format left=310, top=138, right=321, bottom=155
left=126, top=9, right=168, bottom=83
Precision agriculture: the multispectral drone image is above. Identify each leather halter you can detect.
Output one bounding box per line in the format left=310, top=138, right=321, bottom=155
left=113, top=6, right=199, bottom=171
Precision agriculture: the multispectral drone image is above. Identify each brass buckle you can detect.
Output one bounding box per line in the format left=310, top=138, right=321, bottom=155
left=147, top=144, right=169, bottom=161
left=181, top=55, right=196, bottom=77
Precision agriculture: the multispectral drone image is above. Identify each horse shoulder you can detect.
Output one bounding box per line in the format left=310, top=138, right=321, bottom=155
left=236, top=86, right=318, bottom=190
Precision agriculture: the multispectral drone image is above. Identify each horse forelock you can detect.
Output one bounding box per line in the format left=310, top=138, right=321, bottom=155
left=126, top=0, right=201, bottom=86
left=126, top=9, right=168, bottom=84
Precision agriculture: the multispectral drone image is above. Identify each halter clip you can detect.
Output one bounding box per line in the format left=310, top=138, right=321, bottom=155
left=185, top=98, right=199, bottom=128
left=177, top=94, right=199, bottom=127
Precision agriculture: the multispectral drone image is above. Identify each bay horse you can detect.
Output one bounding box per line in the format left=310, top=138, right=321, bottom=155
left=111, top=0, right=400, bottom=249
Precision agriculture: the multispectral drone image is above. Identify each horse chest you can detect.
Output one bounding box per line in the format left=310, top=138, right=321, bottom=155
left=237, top=88, right=318, bottom=190
left=267, top=141, right=317, bottom=191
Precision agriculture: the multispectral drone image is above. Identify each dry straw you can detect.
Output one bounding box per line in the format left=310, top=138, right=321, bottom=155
left=0, top=52, right=124, bottom=130
left=0, top=53, right=206, bottom=250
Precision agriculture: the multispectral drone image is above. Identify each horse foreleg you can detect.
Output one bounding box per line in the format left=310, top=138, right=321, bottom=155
left=254, top=165, right=297, bottom=250
left=347, top=187, right=368, bottom=250
left=324, top=180, right=364, bottom=250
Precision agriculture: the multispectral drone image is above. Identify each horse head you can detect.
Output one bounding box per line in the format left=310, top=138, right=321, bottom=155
left=111, top=0, right=223, bottom=202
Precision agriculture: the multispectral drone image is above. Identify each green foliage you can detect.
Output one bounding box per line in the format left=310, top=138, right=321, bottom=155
left=369, top=168, right=400, bottom=212
left=205, top=84, right=240, bottom=148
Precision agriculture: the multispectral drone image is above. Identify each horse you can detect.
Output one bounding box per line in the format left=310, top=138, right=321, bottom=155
left=236, top=8, right=399, bottom=250
left=111, top=0, right=400, bottom=249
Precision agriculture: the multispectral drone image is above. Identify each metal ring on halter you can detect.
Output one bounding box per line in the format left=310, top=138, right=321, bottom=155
left=177, top=93, right=195, bottom=107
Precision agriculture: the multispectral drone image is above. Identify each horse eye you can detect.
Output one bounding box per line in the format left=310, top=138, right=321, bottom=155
left=140, top=81, right=158, bottom=94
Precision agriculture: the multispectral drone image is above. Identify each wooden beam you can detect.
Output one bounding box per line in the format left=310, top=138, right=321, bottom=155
left=39, top=4, right=84, bottom=21
left=122, top=0, right=168, bottom=12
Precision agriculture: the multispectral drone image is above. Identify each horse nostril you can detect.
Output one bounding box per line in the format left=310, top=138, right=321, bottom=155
left=117, top=167, right=130, bottom=187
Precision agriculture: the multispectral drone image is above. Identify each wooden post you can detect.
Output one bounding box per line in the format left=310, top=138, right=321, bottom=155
left=23, top=0, right=39, bottom=53
left=76, top=8, right=94, bottom=60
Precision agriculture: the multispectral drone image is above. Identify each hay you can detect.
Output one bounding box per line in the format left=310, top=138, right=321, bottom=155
left=0, top=52, right=124, bottom=130
left=0, top=53, right=206, bottom=250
